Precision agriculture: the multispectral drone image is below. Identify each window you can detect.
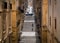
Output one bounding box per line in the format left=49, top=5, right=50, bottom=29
left=50, top=40, right=51, bottom=43
left=4, top=40, right=6, bottom=43
left=10, top=3, right=12, bottom=9
left=17, top=20, right=20, bottom=27
left=54, top=0, right=57, bottom=5
left=49, top=0, right=51, bottom=5
left=18, top=7, right=24, bottom=13
left=3, top=2, right=7, bottom=9
left=55, top=18, right=57, bottom=29
left=50, top=16, right=51, bottom=26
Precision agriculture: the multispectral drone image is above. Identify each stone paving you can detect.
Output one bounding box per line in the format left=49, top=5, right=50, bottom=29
left=19, top=15, right=40, bottom=43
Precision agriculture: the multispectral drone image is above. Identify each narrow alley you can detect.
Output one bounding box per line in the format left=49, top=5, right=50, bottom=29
left=0, top=0, right=60, bottom=43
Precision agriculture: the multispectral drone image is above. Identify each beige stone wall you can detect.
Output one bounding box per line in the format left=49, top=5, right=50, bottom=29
left=42, top=0, right=48, bottom=43
left=11, top=0, right=18, bottom=43
left=54, top=0, right=60, bottom=42
left=0, top=1, right=3, bottom=41
left=47, top=0, right=53, bottom=43
left=42, top=0, right=48, bottom=26
left=0, top=14, right=2, bottom=41
left=11, top=0, right=24, bottom=43
left=0, top=0, right=24, bottom=43
left=47, top=0, right=60, bottom=43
